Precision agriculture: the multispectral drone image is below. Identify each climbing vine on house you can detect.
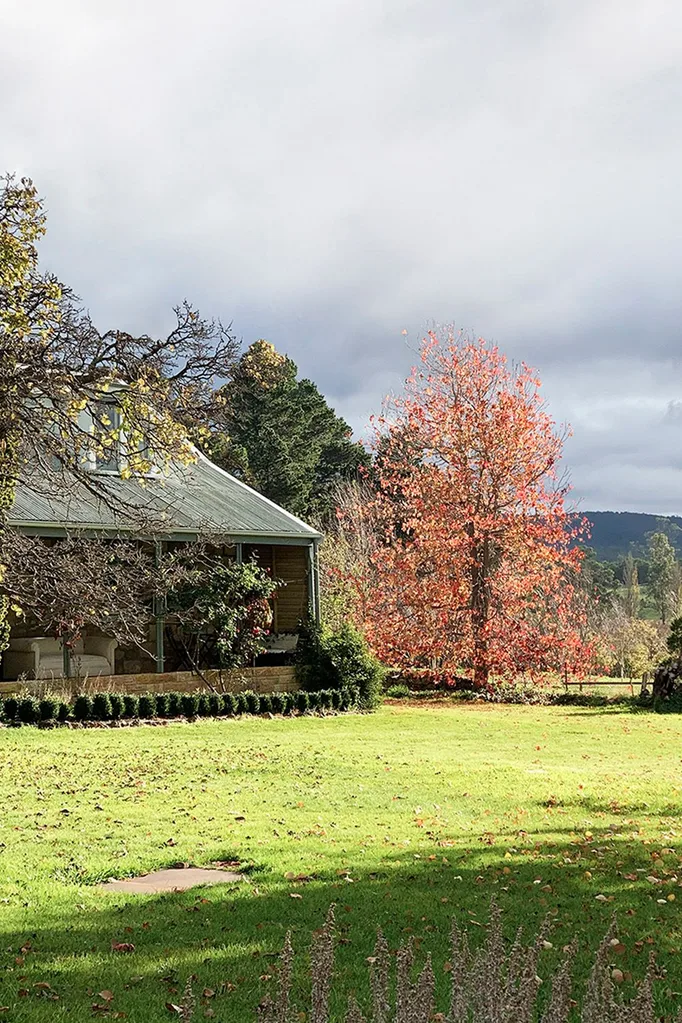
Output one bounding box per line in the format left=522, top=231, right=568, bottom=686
left=164, top=558, right=278, bottom=672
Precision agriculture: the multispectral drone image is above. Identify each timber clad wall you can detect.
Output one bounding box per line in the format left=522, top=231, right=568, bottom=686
left=0, top=665, right=298, bottom=697
left=245, top=544, right=309, bottom=632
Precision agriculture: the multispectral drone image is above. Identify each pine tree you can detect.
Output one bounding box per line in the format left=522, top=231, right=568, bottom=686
left=211, top=340, right=369, bottom=520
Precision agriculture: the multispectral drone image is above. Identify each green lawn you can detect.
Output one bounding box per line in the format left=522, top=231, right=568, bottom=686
left=1, top=704, right=682, bottom=1020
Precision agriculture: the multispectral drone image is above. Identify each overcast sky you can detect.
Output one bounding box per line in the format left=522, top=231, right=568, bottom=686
left=4, top=0, right=682, bottom=514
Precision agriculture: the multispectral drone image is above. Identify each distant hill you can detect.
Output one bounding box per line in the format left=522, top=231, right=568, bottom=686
left=582, top=511, right=682, bottom=562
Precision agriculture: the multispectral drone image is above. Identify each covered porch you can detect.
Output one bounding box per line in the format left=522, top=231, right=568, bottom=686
left=4, top=450, right=321, bottom=684
left=2, top=537, right=319, bottom=682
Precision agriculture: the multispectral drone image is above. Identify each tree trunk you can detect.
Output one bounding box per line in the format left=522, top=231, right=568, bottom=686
left=469, top=525, right=491, bottom=688
left=0, top=421, right=20, bottom=653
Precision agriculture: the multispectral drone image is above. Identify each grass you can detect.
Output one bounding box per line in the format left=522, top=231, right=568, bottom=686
left=0, top=704, right=682, bottom=1019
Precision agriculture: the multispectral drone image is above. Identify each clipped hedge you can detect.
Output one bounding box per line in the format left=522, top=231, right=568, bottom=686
left=92, top=693, right=112, bottom=721
left=109, top=693, right=124, bottom=719
left=73, top=694, right=93, bottom=721
left=39, top=696, right=60, bottom=721
left=123, top=694, right=139, bottom=719
left=155, top=692, right=170, bottom=718
left=138, top=693, right=156, bottom=719
left=17, top=697, right=40, bottom=724
left=1, top=686, right=354, bottom=726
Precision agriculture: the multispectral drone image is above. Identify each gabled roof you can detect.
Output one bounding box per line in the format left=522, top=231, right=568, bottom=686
left=9, top=449, right=321, bottom=543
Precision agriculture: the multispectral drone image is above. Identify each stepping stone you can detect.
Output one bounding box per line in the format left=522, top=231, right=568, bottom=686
left=101, top=866, right=243, bottom=894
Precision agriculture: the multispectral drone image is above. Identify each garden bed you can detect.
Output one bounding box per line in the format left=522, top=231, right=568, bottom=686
left=0, top=687, right=357, bottom=726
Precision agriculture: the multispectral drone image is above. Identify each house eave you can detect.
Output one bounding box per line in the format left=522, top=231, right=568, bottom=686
left=9, top=520, right=322, bottom=545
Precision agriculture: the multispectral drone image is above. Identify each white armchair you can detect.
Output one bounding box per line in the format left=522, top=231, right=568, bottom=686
left=3, top=636, right=117, bottom=680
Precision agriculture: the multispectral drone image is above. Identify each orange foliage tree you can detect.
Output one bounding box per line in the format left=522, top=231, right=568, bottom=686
left=351, top=329, right=593, bottom=687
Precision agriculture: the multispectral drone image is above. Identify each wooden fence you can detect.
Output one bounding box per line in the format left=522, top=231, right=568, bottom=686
left=0, top=665, right=298, bottom=698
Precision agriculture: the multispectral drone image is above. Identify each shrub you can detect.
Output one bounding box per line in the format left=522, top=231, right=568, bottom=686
left=38, top=696, right=59, bottom=721
left=165, top=559, right=277, bottom=671
left=270, top=692, right=284, bottom=714
left=73, top=694, right=93, bottom=721
left=222, top=692, right=237, bottom=716
left=197, top=693, right=211, bottom=717
left=138, top=693, right=156, bottom=719
left=17, top=697, right=40, bottom=724
left=57, top=701, right=70, bottom=722
left=307, top=691, right=320, bottom=712
left=552, top=691, right=609, bottom=708
left=92, top=693, right=112, bottom=721
left=280, top=692, right=295, bottom=715
left=338, top=687, right=353, bottom=711
left=122, top=694, right=139, bottom=718
left=155, top=692, right=170, bottom=718
left=330, top=688, right=342, bottom=710
left=386, top=683, right=411, bottom=699
left=208, top=693, right=222, bottom=716
left=245, top=691, right=260, bottom=715
left=296, top=618, right=384, bottom=709
left=259, top=693, right=272, bottom=714
left=318, top=690, right=333, bottom=710
left=296, top=690, right=310, bottom=713
left=109, top=693, right=124, bottom=719
left=387, top=667, right=476, bottom=692
left=3, top=697, right=18, bottom=721
left=168, top=692, right=183, bottom=717
left=181, top=693, right=199, bottom=718
left=235, top=692, right=248, bottom=715
left=654, top=689, right=682, bottom=714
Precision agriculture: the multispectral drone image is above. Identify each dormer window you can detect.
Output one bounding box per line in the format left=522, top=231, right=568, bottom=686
left=92, top=402, right=121, bottom=473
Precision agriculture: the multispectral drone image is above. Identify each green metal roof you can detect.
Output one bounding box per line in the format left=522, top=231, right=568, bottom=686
left=9, top=449, right=321, bottom=543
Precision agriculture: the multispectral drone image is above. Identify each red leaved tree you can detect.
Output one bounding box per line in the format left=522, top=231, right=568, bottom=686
left=353, top=329, right=593, bottom=687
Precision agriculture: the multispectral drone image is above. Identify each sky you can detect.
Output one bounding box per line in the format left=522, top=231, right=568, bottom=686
left=3, top=0, right=682, bottom=514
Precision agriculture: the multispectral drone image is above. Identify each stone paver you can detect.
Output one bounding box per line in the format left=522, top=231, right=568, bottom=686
left=100, top=867, right=243, bottom=893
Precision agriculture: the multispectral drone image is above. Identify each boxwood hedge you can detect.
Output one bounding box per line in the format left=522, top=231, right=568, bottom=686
left=0, top=685, right=356, bottom=726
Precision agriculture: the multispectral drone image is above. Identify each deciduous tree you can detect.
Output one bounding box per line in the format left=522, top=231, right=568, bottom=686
left=622, top=552, right=641, bottom=620
left=347, top=329, right=592, bottom=686
left=647, top=532, right=677, bottom=623
left=0, top=174, right=239, bottom=650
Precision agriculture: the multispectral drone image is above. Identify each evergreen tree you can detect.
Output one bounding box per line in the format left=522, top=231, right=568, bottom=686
left=211, top=340, right=369, bottom=520
left=579, top=548, right=618, bottom=604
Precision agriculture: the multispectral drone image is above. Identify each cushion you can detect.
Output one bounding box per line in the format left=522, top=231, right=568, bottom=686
left=37, top=654, right=113, bottom=679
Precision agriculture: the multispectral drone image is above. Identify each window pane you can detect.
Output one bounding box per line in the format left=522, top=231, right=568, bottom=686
left=93, top=404, right=120, bottom=472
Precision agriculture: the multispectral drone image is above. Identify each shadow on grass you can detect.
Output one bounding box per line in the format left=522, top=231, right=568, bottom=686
left=531, top=794, right=680, bottom=816
left=1, top=827, right=682, bottom=1022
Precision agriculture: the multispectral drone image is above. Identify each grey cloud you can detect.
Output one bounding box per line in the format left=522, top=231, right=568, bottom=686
left=3, top=0, right=682, bottom=513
